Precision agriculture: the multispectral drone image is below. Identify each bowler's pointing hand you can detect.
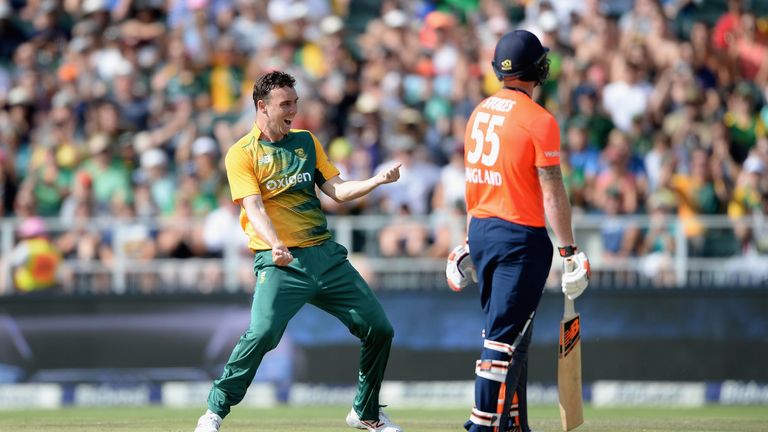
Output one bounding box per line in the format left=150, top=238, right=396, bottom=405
left=375, top=163, right=402, bottom=185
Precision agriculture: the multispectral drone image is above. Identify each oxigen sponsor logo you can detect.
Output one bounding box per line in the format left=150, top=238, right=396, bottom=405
left=265, top=172, right=312, bottom=191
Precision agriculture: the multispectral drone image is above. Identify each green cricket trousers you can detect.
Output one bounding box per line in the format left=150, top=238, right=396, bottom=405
left=207, top=240, right=394, bottom=421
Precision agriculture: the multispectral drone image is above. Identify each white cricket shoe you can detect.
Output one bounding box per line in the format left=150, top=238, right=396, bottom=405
left=194, top=410, right=222, bottom=432
left=346, top=407, right=403, bottom=432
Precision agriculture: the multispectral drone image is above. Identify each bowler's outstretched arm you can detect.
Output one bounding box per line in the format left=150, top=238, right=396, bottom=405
left=320, top=163, right=401, bottom=203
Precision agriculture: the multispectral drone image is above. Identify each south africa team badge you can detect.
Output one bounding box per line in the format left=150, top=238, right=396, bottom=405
left=294, top=148, right=306, bottom=158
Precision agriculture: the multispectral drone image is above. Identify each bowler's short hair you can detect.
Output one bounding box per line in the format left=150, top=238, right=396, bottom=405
left=252, top=71, right=296, bottom=106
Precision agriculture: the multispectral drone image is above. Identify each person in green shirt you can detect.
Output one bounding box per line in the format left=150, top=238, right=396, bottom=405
left=77, top=133, right=133, bottom=213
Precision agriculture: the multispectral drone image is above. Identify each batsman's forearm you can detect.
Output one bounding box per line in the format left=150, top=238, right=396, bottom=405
left=543, top=182, right=576, bottom=246
left=331, top=177, right=379, bottom=202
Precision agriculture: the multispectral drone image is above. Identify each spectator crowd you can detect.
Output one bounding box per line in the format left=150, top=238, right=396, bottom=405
left=1, top=0, right=767, bottom=292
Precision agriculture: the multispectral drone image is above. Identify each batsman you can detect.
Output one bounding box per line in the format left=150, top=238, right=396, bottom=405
left=446, top=30, right=590, bottom=432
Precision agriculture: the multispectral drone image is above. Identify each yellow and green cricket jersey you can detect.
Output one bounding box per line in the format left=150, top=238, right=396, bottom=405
left=224, top=125, right=340, bottom=251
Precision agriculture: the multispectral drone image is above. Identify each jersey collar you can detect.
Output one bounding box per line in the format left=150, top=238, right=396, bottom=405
left=250, top=123, right=293, bottom=144
left=250, top=123, right=263, bottom=141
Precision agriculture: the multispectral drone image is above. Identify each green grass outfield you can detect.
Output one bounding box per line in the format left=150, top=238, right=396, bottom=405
left=0, top=405, right=766, bottom=432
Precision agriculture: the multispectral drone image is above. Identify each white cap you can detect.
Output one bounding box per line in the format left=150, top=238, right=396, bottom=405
left=140, top=148, right=167, bottom=168
left=82, top=0, right=108, bottom=14
left=383, top=9, right=407, bottom=28
left=538, top=10, right=558, bottom=33
left=133, top=131, right=153, bottom=154
left=7, top=86, right=30, bottom=106
left=744, top=155, right=765, bottom=174
left=320, top=15, right=343, bottom=34
left=291, top=1, right=309, bottom=20
left=192, top=136, right=217, bottom=156
left=88, top=133, right=110, bottom=154
left=355, top=93, right=379, bottom=114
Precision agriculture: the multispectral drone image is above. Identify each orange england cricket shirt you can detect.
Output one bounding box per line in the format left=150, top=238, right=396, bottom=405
left=464, top=88, right=561, bottom=228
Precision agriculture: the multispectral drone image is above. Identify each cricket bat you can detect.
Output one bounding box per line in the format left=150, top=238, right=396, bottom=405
left=558, top=296, right=583, bottom=431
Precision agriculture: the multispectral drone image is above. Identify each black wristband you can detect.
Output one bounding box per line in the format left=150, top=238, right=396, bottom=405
left=558, top=245, right=578, bottom=258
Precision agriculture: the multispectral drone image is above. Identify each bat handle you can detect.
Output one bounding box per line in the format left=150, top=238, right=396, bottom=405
left=564, top=295, right=576, bottom=318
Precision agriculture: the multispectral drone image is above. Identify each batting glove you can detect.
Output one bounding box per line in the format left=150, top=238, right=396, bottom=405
left=559, top=245, right=590, bottom=300
left=446, top=244, right=477, bottom=292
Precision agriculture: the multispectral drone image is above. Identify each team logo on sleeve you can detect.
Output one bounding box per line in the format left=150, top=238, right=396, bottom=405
left=258, top=154, right=273, bottom=165
left=294, top=148, right=307, bottom=159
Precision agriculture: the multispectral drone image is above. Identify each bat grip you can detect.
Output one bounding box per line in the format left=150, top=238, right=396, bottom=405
left=564, top=296, right=576, bottom=318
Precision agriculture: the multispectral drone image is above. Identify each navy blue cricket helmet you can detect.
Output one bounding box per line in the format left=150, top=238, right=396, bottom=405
left=491, top=30, right=550, bottom=85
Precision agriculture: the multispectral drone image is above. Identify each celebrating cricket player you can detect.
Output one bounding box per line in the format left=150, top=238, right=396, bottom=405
left=194, top=71, right=403, bottom=432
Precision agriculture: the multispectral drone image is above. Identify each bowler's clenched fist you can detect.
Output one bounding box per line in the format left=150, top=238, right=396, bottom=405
left=272, top=244, right=294, bottom=266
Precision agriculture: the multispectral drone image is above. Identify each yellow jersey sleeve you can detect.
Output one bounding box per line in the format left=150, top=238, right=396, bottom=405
left=312, top=133, right=340, bottom=185
left=225, top=141, right=261, bottom=202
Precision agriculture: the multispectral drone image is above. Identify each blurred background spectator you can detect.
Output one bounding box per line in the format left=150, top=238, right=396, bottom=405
left=0, top=216, right=61, bottom=294
left=1, top=0, right=767, bottom=292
